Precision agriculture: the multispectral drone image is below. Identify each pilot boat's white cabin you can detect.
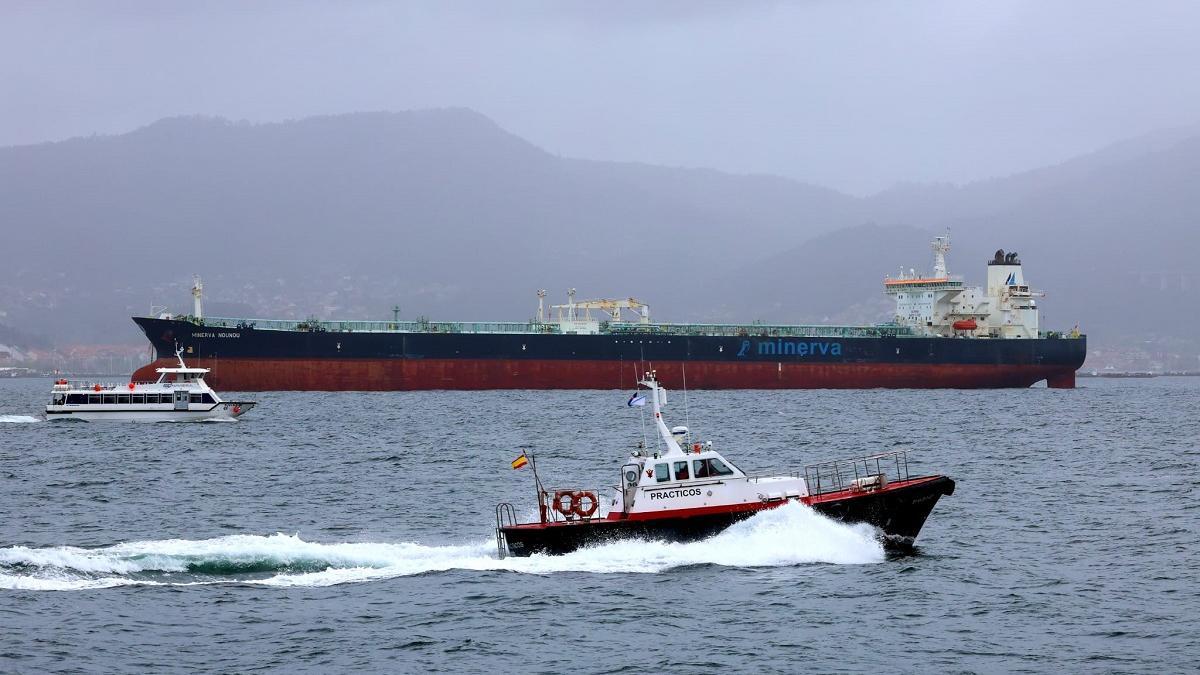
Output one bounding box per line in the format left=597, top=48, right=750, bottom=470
left=607, top=376, right=809, bottom=517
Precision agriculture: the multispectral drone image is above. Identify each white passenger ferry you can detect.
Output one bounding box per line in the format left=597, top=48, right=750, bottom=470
left=46, top=350, right=255, bottom=422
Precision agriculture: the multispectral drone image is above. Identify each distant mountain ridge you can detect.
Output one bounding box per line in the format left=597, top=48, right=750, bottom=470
left=0, top=109, right=1195, bottom=354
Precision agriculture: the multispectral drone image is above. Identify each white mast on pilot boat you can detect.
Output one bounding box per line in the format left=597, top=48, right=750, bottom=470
left=640, top=372, right=684, bottom=456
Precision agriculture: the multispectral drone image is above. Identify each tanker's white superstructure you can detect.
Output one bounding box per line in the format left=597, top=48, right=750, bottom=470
left=885, top=236, right=1043, bottom=339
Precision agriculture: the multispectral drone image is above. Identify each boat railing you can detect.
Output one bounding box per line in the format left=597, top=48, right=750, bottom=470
left=541, top=486, right=606, bottom=524
left=494, top=503, right=517, bottom=559
left=802, top=449, right=912, bottom=497
left=747, top=470, right=804, bottom=482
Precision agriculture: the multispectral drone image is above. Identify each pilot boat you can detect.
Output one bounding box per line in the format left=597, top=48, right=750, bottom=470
left=45, top=349, right=255, bottom=422
left=495, top=371, right=954, bottom=557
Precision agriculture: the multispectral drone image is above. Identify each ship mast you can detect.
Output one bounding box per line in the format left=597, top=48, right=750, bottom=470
left=191, top=275, right=203, bottom=319
left=931, top=235, right=951, bottom=279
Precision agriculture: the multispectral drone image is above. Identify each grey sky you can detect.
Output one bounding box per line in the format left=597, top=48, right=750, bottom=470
left=4, top=0, right=1200, bottom=194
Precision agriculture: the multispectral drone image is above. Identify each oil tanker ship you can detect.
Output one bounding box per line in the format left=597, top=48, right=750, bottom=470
left=130, top=238, right=1086, bottom=391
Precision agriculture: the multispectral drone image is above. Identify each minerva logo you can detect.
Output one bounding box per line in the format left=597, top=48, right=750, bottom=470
left=737, top=339, right=843, bottom=358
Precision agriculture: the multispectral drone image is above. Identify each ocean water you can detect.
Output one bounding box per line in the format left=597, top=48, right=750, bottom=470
left=1, top=377, right=1197, bottom=673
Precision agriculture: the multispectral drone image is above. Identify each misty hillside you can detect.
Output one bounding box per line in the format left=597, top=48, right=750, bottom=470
left=0, top=109, right=866, bottom=339
left=0, top=109, right=1196, bottom=351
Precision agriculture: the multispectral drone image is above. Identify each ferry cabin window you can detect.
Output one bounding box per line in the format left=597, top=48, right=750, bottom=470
left=52, top=394, right=65, bottom=405
left=102, top=394, right=117, bottom=405
left=67, top=394, right=85, bottom=405
left=88, top=394, right=100, bottom=404
left=190, top=394, right=204, bottom=404
left=673, top=461, right=690, bottom=480
left=117, top=394, right=130, bottom=404
left=132, top=394, right=145, bottom=404
left=654, top=463, right=671, bottom=483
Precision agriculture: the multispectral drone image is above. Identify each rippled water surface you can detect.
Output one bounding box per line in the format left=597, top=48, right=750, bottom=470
left=2, top=377, right=1198, bottom=673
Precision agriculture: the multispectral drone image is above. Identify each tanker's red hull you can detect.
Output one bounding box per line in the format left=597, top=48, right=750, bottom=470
left=131, top=357, right=1077, bottom=391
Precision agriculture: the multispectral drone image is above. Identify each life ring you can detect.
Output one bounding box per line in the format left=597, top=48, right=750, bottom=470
left=572, top=491, right=599, bottom=518
left=93, top=384, right=102, bottom=392
left=552, top=490, right=576, bottom=516
left=128, top=382, right=136, bottom=390
left=692, top=443, right=703, bottom=454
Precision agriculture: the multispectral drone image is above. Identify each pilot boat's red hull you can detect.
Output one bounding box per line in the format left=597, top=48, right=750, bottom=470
left=499, top=475, right=955, bottom=557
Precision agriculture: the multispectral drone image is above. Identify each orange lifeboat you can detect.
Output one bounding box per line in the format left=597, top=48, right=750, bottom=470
left=952, top=319, right=978, bottom=331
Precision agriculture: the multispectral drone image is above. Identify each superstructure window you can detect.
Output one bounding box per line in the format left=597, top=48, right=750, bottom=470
left=67, top=394, right=85, bottom=404
left=102, top=394, right=117, bottom=405
left=132, top=394, right=145, bottom=404
left=117, top=395, right=130, bottom=404
left=88, top=394, right=100, bottom=404
left=654, top=463, right=671, bottom=483
left=673, top=461, right=690, bottom=480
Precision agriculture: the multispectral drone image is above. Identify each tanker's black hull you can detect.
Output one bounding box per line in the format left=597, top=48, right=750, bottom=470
left=132, top=317, right=1085, bottom=390
left=500, top=476, right=955, bottom=557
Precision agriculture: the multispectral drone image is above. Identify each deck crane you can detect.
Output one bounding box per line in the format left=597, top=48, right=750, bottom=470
left=550, top=289, right=651, bottom=324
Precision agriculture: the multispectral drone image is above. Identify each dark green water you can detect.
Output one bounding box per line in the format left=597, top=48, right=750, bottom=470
left=2, top=378, right=1197, bottom=672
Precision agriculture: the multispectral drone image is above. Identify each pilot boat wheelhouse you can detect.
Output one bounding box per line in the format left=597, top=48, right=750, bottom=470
left=495, top=372, right=954, bottom=557
left=46, top=351, right=255, bottom=422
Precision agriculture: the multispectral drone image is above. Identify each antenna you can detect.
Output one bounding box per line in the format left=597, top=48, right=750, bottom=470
left=682, top=364, right=692, bottom=447
left=392, top=305, right=401, bottom=322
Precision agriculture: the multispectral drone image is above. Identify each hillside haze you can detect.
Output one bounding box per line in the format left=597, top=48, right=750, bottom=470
left=0, top=109, right=1196, bottom=359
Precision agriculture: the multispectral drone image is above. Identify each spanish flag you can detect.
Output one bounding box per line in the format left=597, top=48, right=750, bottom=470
left=511, top=453, right=529, bottom=470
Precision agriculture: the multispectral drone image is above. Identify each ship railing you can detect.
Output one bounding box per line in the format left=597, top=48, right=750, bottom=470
left=183, top=315, right=917, bottom=338
left=802, top=449, right=912, bottom=497
left=192, top=316, right=555, bottom=335
left=541, top=486, right=607, bottom=523
left=605, top=323, right=915, bottom=338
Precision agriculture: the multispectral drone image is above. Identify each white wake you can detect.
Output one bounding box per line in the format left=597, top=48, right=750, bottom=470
left=0, top=503, right=883, bottom=591
left=0, top=415, right=41, bottom=424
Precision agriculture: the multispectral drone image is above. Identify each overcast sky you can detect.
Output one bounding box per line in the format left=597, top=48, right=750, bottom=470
left=4, top=0, right=1200, bottom=194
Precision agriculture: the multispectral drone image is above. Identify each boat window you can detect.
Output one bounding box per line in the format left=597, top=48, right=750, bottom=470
left=67, top=394, right=85, bottom=405
left=201, top=393, right=215, bottom=404
left=117, top=394, right=130, bottom=404
left=190, top=394, right=204, bottom=404
left=102, top=394, right=117, bottom=405
left=88, top=394, right=100, bottom=404
left=132, top=394, right=145, bottom=404
left=708, top=458, right=735, bottom=477
left=673, top=461, right=690, bottom=481
left=654, top=463, right=671, bottom=483
left=693, top=458, right=733, bottom=479
left=52, top=394, right=65, bottom=405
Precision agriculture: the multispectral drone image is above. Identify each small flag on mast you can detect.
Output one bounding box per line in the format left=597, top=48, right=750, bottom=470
left=511, top=453, right=529, bottom=469
left=627, top=392, right=647, bottom=407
